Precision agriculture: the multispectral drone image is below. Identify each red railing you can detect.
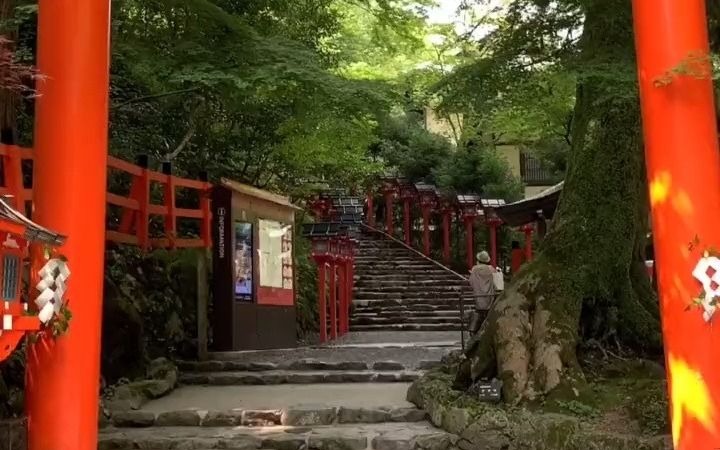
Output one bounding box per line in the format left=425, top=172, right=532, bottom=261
left=0, top=144, right=212, bottom=250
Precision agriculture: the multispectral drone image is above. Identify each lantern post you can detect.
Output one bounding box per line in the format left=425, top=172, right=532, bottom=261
left=400, top=183, right=416, bottom=246
left=336, top=239, right=347, bottom=336
left=328, top=237, right=338, bottom=340
left=487, top=216, right=502, bottom=268
left=416, top=183, right=438, bottom=257
left=632, top=1, right=720, bottom=448
left=310, top=238, right=330, bottom=343
left=27, top=0, right=111, bottom=448
left=440, top=199, right=455, bottom=265
left=381, top=180, right=397, bottom=236
left=458, top=196, right=481, bottom=271
left=366, top=191, right=375, bottom=227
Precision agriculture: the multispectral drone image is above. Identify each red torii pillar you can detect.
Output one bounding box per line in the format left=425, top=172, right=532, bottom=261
left=26, top=0, right=111, bottom=448
left=487, top=217, right=502, bottom=268
left=420, top=202, right=433, bottom=256
left=463, top=213, right=477, bottom=271
left=521, top=224, right=534, bottom=262
left=633, top=0, right=720, bottom=448
left=366, top=191, right=375, bottom=227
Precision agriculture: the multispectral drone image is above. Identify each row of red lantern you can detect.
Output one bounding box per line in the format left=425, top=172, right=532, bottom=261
left=309, top=236, right=357, bottom=343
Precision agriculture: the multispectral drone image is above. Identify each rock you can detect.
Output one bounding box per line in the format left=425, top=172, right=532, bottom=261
left=211, top=373, right=264, bottom=385
left=389, top=407, right=426, bottom=422
left=155, top=409, right=202, bottom=426
left=418, top=360, right=441, bottom=370
left=441, top=408, right=472, bottom=435
left=425, top=400, right=446, bottom=428
left=337, top=407, right=390, bottom=423
left=334, top=361, right=368, bottom=371
left=132, top=379, right=173, bottom=399
left=111, top=411, right=155, bottom=427
left=261, top=434, right=307, bottom=450
left=372, top=434, right=412, bottom=450
left=195, top=360, right=226, bottom=372
left=472, top=409, right=510, bottom=431
left=147, top=357, right=178, bottom=385
left=281, top=405, right=336, bottom=426
left=287, top=373, right=327, bottom=384
left=406, top=381, right=423, bottom=407
left=372, top=361, right=405, bottom=371
left=201, top=410, right=243, bottom=426
left=225, top=361, right=252, bottom=371
left=107, top=384, right=145, bottom=411
left=242, top=409, right=282, bottom=426
left=413, top=433, right=455, bottom=450
left=340, top=372, right=375, bottom=382
left=249, top=362, right=279, bottom=371
left=288, top=358, right=333, bottom=371
left=457, top=430, right=510, bottom=450
left=308, top=435, right=367, bottom=450
left=376, top=373, right=400, bottom=382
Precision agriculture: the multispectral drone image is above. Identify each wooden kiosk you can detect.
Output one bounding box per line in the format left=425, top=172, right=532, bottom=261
left=211, top=178, right=300, bottom=351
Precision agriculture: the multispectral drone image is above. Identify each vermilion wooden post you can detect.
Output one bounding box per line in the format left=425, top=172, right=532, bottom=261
left=464, top=216, right=474, bottom=271
left=488, top=218, right=501, bottom=267
left=136, top=155, right=151, bottom=250
left=26, top=0, right=111, bottom=448
left=317, top=261, right=327, bottom=343
left=337, top=259, right=346, bottom=335
left=403, top=198, right=412, bottom=245
left=421, top=205, right=431, bottom=256
left=442, top=210, right=452, bottom=264
left=366, top=192, right=375, bottom=227
left=384, top=191, right=394, bottom=236
left=162, top=162, right=177, bottom=248
left=522, top=224, right=533, bottom=262
left=329, top=259, right=338, bottom=340
left=199, top=172, right=212, bottom=248
left=632, top=0, right=720, bottom=447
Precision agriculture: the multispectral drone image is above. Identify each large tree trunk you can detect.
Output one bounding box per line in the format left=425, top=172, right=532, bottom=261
left=455, top=0, right=661, bottom=403
left=0, top=0, right=17, bottom=144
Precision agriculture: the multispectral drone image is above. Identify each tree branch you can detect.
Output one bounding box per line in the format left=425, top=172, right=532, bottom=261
left=164, top=97, right=205, bottom=161
left=113, top=88, right=201, bottom=110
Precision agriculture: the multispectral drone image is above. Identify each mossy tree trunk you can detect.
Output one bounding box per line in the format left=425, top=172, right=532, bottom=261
left=456, top=0, right=661, bottom=402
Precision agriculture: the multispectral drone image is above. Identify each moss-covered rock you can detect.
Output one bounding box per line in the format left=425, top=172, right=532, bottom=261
left=408, top=371, right=672, bottom=450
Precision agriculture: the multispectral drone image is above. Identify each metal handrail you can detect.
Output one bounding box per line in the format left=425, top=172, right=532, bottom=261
left=360, top=223, right=468, bottom=281
left=458, top=292, right=497, bottom=352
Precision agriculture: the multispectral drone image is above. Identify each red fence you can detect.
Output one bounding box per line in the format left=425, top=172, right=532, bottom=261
left=0, top=144, right=212, bottom=249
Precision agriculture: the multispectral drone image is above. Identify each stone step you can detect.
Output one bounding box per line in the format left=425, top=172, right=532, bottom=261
left=353, top=291, right=472, bottom=306
left=352, top=310, right=460, bottom=318
left=351, top=316, right=460, bottom=325
left=99, top=422, right=456, bottom=450
left=351, top=324, right=462, bottom=332
left=354, top=274, right=462, bottom=282
left=178, top=359, right=429, bottom=373
left=355, top=285, right=471, bottom=296
left=106, top=405, right=428, bottom=428
left=354, top=279, right=467, bottom=288
left=180, top=370, right=422, bottom=385
left=355, top=269, right=465, bottom=276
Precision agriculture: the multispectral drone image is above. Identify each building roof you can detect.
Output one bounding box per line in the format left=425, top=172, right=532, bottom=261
left=495, top=182, right=563, bottom=227
left=0, top=197, right=66, bottom=246
left=220, top=178, right=302, bottom=211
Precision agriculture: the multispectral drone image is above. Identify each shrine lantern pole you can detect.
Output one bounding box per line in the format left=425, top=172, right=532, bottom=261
left=26, top=0, right=111, bottom=448
left=632, top=0, right=720, bottom=448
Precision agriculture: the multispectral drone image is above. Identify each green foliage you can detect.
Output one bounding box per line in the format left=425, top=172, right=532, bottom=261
left=627, top=381, right=670, bottom=435
left=434, top=146, right=523, bottom=201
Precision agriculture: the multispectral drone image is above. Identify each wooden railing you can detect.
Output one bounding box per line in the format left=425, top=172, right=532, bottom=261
left=0, top=144, right=212, bottom=250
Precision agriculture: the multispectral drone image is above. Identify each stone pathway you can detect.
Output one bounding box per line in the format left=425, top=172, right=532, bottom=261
left=99, top=332, right=460, bottom=449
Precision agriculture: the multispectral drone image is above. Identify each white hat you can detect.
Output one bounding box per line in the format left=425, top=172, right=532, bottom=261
left=476, top=251, right=490, bottom=264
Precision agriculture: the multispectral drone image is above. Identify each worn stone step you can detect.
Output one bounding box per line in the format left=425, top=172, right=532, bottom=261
left=99, top=422, right=456, bottom=450
left=178, top=359, right=430, bottom=373
left=354, top=275, right=462, bottom=283
left=354, top=287, right=467, bottom=295
left=351, top=316, right=460, bottom=325
left=355, top=280, right=466, bottom=288
left=106, top=405, right=428, bottom=428
left=351, top=324, right=462, bottom=332
left=180, top=370, right=422, bottom=385
left=353, top=294, right=467, bottom=303
left=352, top=310, right=460, bottom=318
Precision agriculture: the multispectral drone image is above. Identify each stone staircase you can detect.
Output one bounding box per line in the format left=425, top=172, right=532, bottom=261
left=99, top=343, right=458, bottom=450
left=352, top=229, right=472, bottom=332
